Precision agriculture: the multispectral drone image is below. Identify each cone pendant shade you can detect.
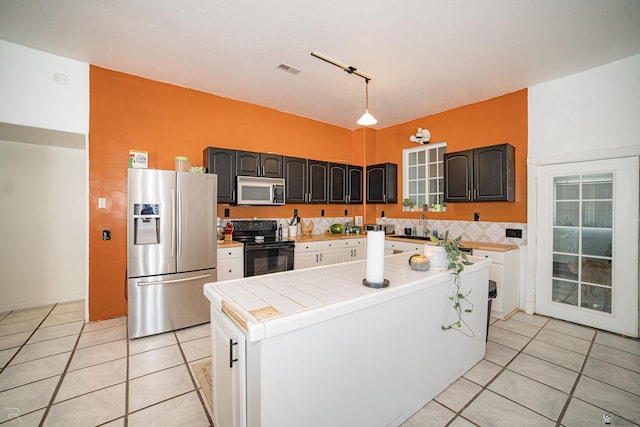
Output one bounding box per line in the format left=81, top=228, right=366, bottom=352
left=357, top=110, right=377, bottom=126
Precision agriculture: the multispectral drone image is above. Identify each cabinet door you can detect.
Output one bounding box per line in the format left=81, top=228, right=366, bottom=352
left=294, top=251, right=318, bottom=269
left=347, top=165, right=363, bottom=204
left=284, top=157, right=307, bottom=203
left=328, top=163, right=347, bottom=204
left=261, top=153, right=283, bottom=178
left=444, top=150, right=473, bottom=202
left=212, top=309, right=246, bottom=427
left=236, top=150, right=261, bottom=177
left=203, top=147, right=236, bottom=203
left=308, top=160, right=328, bottom=203
left=318, top=249, right=340, bottom=266
left=366, top=163, right=397, bottom=203
left=474, top=144, right=515, bottom=201
left=366, top=164, right=386, bottom=203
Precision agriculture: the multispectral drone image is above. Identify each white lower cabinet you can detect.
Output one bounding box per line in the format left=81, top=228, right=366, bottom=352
left=217, top=246, right=244, bottom=281
left=294, top=240, right=341, bottom=269
left=294, top=241, right=318, bottom=269
left=384, top=240, right=425, bottom=255
left=212, top=308, right=246, bottom=427
left=473, top=248, right=519, bottom=319
left=317, top=240, right=340, bottom=266
left=340, top=238, right=366, bottom=262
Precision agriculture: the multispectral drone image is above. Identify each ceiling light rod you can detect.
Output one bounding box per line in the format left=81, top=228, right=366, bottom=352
left=310, top=51, right=373, bottom=81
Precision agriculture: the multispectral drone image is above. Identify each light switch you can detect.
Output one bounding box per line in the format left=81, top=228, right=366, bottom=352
left=98, top=198, right=107, bottom=209
left=355, top=216, right=363, bottom=226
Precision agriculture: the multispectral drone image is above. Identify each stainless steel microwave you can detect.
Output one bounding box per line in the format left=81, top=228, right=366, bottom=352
left=236, top=176, right=286, bottom=205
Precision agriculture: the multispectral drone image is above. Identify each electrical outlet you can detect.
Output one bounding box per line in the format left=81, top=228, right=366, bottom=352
left=320, top=209, right=325, bottom=217
left=355, top=216, right=363, bottom=226
left=293, top=209, right=298, bottom=217
left=98, top=198, right=107, bottom=209
left=102, top=229, right=111, bottom=241
left=381, top=210, right=385, bottom=218
left=344, top=209, right=348, bottom=216
left=224, top=208, right=230, bottom=217
left=474, top=212, right=480, bottom=221
left=506, top=228, right=523, bottom=238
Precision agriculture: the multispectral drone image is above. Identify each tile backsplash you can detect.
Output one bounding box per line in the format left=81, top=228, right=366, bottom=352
left=376, top=217, right=527, bottom=246
left=219, top=216, right=527, bottom=246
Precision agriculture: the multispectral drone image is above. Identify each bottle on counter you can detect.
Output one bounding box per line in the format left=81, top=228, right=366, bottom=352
left=278, top=223, right=283, bottom=238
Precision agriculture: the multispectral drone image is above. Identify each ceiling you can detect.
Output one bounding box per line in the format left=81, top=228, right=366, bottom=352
left=1, top=0, right=639, bottom=130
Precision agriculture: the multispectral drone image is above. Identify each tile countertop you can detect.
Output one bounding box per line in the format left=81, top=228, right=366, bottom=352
left=216, top=240, right=244, bottom=248
left=203, top=254, right=491, bottom=343
left=217, top=233, right=518, bottom=251
left=294, top=233, right=519, bottom=252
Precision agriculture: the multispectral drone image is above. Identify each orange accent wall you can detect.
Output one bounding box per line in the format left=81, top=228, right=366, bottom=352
left=89, top=66, right=528, bottom=321
left=370, top=90, right=528, bottom=223
left=89, top=66, right=359, bottom=321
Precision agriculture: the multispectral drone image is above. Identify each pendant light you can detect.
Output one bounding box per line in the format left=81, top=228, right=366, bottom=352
left=356, top=78, right=377, bottom=126
left=310, top=51, right=378, bottom=127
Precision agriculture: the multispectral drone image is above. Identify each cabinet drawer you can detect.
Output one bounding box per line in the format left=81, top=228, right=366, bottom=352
left=217, top=246, right=243, bottom=260
left=295, top=242, right=318, bottom=253
left=217, top=258, right=244, bottom=281
left=473, top=249, right=504, bottom=265
left=340, top=238, right=365, bottom=248
left=317, top=240, right=339, bottom=251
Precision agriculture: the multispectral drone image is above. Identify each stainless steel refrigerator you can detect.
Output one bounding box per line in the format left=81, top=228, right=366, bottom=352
left=127, top=169, right=217, bottom=338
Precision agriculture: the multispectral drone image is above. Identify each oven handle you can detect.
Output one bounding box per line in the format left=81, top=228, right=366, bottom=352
left=246, top=243, right=294, bottom=251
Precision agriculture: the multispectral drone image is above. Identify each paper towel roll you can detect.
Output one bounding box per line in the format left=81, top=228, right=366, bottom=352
left=365, top=230, right=385, bottom=284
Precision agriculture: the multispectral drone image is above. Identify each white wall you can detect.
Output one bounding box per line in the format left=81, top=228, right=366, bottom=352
left=0, top=40, right=89, bottom=313
left=0, top=139, right=86, bottom=311
left=0, top=39, right=89, bottom=134
left=526, top=54, right=640, bottom=314
left=529, top=54, right=640, bottom=158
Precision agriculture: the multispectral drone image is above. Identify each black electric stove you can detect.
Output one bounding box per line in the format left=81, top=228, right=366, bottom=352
left=231, top=220, right=295, bottom=277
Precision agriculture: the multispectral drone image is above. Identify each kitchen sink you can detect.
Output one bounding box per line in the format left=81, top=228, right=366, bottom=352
left=389, top=235, right=431, bottom=241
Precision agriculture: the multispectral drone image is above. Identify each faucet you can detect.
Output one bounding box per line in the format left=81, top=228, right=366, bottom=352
left=419, top=214, right=429, bottom=238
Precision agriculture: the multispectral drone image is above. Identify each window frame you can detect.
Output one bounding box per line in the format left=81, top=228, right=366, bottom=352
left=402, top=141, right=447, bottom=211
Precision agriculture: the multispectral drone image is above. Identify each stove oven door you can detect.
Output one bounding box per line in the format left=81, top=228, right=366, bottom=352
left=244, top=244, right=294, bottom=277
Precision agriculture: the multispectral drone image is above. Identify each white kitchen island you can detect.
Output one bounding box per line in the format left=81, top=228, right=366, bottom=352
left=204, top=253, right=491, bottom=427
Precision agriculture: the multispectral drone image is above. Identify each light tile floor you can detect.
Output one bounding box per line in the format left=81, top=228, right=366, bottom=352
left=1, top=301, right=639, bottom=426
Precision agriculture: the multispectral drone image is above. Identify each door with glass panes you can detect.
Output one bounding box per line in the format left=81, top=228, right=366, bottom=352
left=535, top=157, right=638, bottom=337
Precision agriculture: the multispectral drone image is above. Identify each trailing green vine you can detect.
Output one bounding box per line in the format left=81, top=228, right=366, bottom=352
left=429, top=231, right=475, bottom=337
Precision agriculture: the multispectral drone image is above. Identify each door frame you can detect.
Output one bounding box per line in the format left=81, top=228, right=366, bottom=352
left=526, top=145, right=640, bottom=333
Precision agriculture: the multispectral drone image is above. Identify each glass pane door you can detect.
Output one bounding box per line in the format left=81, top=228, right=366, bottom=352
left=535, top=156, right=638, bottom=337
left=552, top=174, right=613, bottom=313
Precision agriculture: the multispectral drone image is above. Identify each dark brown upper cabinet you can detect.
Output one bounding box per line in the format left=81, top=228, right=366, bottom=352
left=283, top=157, right=328, bottom=203
left=328, top=163, right=363, bottom=204
left=444, top=143, right=515, bottom=202
left=284, top=156, right=308, bottom=203
left=236, top=150, right=283, bottom=178
left=203, top=147, right=236, bottom=203
left=366, top=163, right=397, bottom=204
left=307, top=160, right=328, bottom=203
left=347, top=165, right=363, bottom=204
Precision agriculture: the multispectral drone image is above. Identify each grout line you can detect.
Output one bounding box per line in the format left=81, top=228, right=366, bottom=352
left=553, top=334, right=595, bottom=427
left=124, top=318, right=130, bottom=426
left=1, top=305, right=57, bottom=371
left=174, top=329, right=215, bottom=426
left=38, top=303, right=86, bottom=427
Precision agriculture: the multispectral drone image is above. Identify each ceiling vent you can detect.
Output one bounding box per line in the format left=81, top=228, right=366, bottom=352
left=276, top=63, right=302, bottom=75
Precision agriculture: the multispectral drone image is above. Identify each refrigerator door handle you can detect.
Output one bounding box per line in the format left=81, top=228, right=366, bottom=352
left=137, top=273, right=213, bottom=286
left=171, top=189, right=176, bottom=258
left=177, top=189, right=182, bottom=258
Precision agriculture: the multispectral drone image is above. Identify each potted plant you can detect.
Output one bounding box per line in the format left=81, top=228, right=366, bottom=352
left=429, top=231, right=475, bottom=336
left=402, top=198, right=416, bottom=212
